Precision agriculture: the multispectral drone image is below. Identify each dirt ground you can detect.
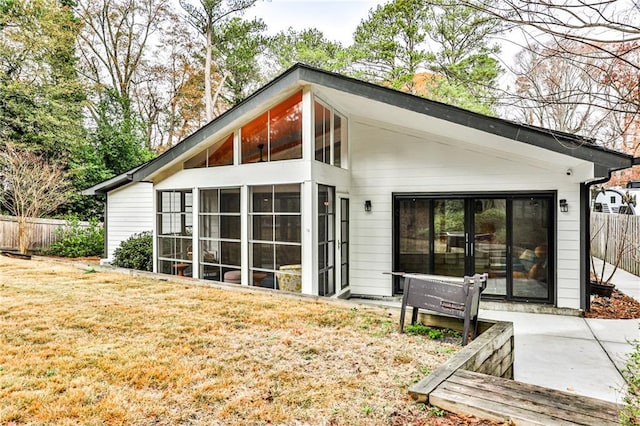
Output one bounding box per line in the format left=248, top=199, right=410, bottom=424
left=586, top=289, right=640, bottom=319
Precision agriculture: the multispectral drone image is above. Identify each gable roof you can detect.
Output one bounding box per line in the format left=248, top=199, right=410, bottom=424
left=87, top=63, right=635, bottom=194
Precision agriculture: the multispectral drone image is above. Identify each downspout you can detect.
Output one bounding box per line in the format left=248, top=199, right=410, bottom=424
left=581, top=156, right=640, bottom=311
left=581, top=174, right=612, bottom=312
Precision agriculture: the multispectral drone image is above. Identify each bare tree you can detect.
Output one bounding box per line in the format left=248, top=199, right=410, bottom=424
left=460, top=0, right=640, bottom=149
left=133, top=19, right=207, bottom=150
left=509, top=40, right=631, bottom=148
left=0, top=144, right=71, bottom=254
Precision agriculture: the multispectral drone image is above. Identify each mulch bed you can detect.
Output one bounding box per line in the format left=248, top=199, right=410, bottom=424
left=586, top=289, right=640, bottom=319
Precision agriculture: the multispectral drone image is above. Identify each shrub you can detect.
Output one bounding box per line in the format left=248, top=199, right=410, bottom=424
left=46, top=217, right=104, bottom=258
left=113, top=231, right=152, bottom=271
left=404, top=323, right=461, bottom=340
left=621, top=339, right=640, bottom=425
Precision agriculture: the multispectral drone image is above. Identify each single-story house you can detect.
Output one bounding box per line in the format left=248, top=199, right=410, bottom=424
left=84, top=63, right=638, bottom=311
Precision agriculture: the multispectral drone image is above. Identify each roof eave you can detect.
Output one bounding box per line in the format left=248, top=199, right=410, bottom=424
left=81, top=164, right=147, bottom=196
left=293, top=66, right=634, bottom=172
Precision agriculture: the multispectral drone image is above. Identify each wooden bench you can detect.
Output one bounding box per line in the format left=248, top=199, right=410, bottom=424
left=399, top=273, right=487, bottom=345
left=430, top=369, right=622, bottom=425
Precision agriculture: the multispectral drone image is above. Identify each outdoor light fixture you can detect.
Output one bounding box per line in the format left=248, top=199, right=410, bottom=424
left=559, top=199, right=568, bottom=213
left=364, top=200, right=372, bottom=212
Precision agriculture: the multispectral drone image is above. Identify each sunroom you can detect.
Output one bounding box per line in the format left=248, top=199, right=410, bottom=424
left=153, top=88, right=350, bottom=297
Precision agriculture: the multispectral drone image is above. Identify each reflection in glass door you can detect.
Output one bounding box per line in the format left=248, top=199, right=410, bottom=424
left=473, top=199, right=507, bottom=297
left=511, top=198, right=550, bottom=300
left=397, top=198, right=430, bottom=275
left=433, top=199, right=466, bottom=277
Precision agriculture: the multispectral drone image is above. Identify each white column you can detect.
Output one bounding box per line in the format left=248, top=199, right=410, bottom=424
left=302, top=87, right=313, bottom=163
left=152, top=188, right=157, bottom=273
left=240, top=184, right=249, bottom=286
left=301, top=87, right=316, bottom=295
left=301, top=180, right=316, bottom=295
left=233, top=130, right=240, bottom=165
left=191, top=187, right=200, bottom=279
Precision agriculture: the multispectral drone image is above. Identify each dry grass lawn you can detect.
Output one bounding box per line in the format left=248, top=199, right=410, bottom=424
left=0, top=256, right=459, bottom=425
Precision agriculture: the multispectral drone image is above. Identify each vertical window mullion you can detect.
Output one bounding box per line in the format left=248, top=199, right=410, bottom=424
left=329, top=108, right=334, bottom=166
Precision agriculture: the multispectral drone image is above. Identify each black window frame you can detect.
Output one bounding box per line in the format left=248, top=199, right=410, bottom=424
left=392, top=191, right=556, bottom=304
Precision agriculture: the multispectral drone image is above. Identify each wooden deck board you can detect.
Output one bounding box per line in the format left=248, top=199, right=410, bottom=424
left=450, top=370, right=621, bottom=421
left=430, top=370, right=622, bottom=426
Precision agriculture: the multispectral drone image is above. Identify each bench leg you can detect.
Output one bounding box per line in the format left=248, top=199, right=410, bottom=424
left=473, top=315, right=479, bottom=339
left=411, top=307, right=418, bottom=325
left=462, top=317, right=470, bottom=346
left=399, top=305, right=406, bottom=333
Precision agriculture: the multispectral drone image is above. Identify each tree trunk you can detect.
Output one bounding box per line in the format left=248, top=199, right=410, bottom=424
left=17, top=218, right=30, bottom=255
left=205, top=27, right=213, bottom=122
left=211, top=71, right=229, bottom=117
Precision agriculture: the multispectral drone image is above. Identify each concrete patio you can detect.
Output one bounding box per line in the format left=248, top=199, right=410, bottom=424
left=480, top=260, right=639, bottom=404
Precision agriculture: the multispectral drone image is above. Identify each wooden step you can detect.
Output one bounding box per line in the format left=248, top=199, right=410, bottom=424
left=429, top=369, right=622, bottom=426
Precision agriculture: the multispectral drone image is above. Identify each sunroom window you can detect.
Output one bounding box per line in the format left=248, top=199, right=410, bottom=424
left=314, top=99, right=347, bottom=168
left=199, top=188, right=241, bottom=283
left=241, top=91, right=303, bottom=163
left=157, top=190, right=193, bottom=277
left=249, top=184, right=302, bottom=291
left=184, top=134, right=234, bottom=169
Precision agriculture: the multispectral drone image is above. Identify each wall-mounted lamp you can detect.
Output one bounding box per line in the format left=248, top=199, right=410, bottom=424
left=364, top=200, right=372, bottom=212
left=559, top=199, right=569, bottom=213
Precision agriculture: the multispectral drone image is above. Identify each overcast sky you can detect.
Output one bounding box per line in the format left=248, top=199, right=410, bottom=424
left=248, top=0, right=384, bottom=45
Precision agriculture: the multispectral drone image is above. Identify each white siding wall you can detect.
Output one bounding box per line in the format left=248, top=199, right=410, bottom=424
left=106, top=182, right=154, bottom=261
left=348, top=121, right=585, bottom=309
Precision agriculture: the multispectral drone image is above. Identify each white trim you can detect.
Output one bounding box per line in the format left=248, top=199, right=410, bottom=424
left=302, top=87, right=313, bottom=163
left=301, top=180, right=315, bottom=295
left=192, top=187, right=200, bottom=279
left=152, top=190, right=157, bottom=273
left=241, top=185, right=249, bottom=286
left=335, top=194, right=350, bottom=294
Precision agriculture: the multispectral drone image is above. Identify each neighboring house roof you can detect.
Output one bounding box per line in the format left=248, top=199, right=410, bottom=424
left=85, top=63, right=636, bottom=194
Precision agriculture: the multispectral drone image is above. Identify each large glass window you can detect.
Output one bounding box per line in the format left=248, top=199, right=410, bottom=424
left=315, top=102, right=331, bottom=163
left=334, top=113, right=345, bottom=167
left=318, top=185, right=335, bottom=296
left=157, top=190, right=193, bottom=277
left=314, top=99, right=347, bottom=168
left=393, top=194, right=553, bottom=302
left=184, top=134, right=234, bottom=169
left=241, top=92, right=302, bottom=163
left=250, top=184, right=302, bottom=291
left=199, top=188, right=241, bottom=283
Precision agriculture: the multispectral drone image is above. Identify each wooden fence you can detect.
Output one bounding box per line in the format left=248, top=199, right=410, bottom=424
left=0, top=216, right=91, bottom=253
left=591, top=212, right=640, bottom=276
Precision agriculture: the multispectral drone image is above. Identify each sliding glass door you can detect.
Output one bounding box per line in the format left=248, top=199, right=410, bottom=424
left=393, top=193, right=553, bottom=303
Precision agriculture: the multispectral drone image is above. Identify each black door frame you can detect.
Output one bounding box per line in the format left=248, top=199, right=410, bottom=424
left=392, top=191, right=556, bottom=304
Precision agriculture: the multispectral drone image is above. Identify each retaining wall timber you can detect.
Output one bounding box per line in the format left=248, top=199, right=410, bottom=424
left=408, top=317, right=514, bottom=403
